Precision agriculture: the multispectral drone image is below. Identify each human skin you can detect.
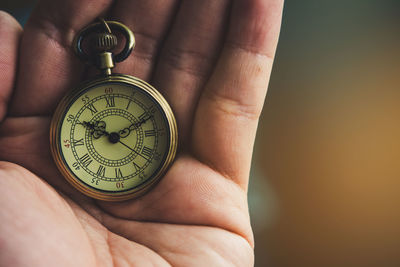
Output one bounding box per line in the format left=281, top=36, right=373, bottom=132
left=0, top=0, right=283, bottom=266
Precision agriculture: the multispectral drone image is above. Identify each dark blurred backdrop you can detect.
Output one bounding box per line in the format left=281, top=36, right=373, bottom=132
left=2, top=1, right=400, bottom=266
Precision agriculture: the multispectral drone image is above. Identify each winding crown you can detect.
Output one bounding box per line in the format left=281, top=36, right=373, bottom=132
left=94, top=33, right=118, bottom=52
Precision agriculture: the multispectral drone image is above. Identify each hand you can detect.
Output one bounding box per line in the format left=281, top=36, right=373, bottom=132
left=119, top=114, right=152, bottom=138
left=0, top=1, right=283, bottom=266
left=117, top=139, right=142, bottom=158
left=82, top=120, right=110, bottom=139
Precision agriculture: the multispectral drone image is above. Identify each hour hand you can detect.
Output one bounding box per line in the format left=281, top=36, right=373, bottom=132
left=82, top=121, right=109, bottom=139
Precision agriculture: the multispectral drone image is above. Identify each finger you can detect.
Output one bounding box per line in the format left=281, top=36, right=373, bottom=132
left=0, top=11, right=22, bottom=120
left=9, top=0, right=113, bottom=116
left=192, top=0, right=284, bottom=189
left=151, top=0, right=231, bottom=145
left=110, top=0, right=179, bottom=80
left=0, top=117, right=93, bottom=202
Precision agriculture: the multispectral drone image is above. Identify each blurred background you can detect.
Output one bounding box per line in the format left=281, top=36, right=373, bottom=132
left=2, top=1, right=400, bottom=266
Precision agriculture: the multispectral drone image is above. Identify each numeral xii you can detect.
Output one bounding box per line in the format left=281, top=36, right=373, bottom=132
left=105, top=95, right=115, bottom=107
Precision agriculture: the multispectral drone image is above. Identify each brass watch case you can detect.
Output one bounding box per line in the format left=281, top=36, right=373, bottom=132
left=50, top=74, right=178, bottom=201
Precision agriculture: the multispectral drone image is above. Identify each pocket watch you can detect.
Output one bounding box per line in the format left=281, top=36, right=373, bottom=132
left=50, top=20, right=177, bottom=201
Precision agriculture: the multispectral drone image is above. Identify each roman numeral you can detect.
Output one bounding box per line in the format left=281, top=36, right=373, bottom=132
left=126, top=99, right=132, bottom=110
left=96, top=165, right=106, bottom=177
left=105, top=95, right=115, bottom=108
left=138, top=112, right=149, bottom=121
left=133, top=161, right=141, bottom=172
left=86, top=103, right=98, bottom=115
left=115, top=168, right=123, bottom=178
left=72, top=138, right=84, bottom=147
left=144, top=130, right=156, bottom=137
left=79, top=153, right=93, bottom=168
left=148, top=106, right=156, bottom=114
left=154, top=152, right=161, bottom=161
left=141, top=146, right=153, bottom=159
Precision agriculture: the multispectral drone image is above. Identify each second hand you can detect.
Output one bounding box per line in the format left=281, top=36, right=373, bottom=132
left=118, top=140, right=148, bottom=160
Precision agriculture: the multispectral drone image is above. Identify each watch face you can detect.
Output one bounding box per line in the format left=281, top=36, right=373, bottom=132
left=50, top=75, right=177, bottom=201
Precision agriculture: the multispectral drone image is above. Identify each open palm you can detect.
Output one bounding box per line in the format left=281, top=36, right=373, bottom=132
left=0, top=0, right=283, bottom=266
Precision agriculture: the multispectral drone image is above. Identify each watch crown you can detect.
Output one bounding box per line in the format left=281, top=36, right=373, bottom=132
left=94, top=33, right=118, bottom=52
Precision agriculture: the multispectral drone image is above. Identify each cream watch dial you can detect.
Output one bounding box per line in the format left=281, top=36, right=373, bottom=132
left=51, top=76, right=177, bottom=200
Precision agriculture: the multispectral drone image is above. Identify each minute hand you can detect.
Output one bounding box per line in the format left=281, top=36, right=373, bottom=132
left=119, top=115, right=153, bottom=138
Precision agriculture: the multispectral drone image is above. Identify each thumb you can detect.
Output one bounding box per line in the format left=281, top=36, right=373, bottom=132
left=0, top=11, right=22, bottom=121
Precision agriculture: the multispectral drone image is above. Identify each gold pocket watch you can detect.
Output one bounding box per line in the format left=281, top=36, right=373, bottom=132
left=50, top=20, right=177, bottom=201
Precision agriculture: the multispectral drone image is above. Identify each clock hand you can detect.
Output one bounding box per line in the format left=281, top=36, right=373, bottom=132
left=118, top=140, right=149, bottom=161
left=118, top=139, right=137, bottom=152
left=82, top=121, right=140, bottom=147
left=82, top=121, right=110, bottom=139
left=119, top=114, right=153, bottom=138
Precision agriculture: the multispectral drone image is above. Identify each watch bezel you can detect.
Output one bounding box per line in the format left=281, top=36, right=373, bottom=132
left=50, top=74, right=178, bottom=201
